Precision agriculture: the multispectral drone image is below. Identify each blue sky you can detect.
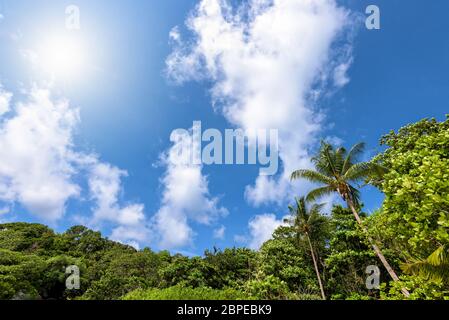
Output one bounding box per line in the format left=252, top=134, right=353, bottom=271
left=0, top=0, right=448, bottom=255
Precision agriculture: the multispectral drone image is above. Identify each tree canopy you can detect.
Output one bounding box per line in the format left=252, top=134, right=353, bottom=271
left=0, top=116, right=448, bottom=300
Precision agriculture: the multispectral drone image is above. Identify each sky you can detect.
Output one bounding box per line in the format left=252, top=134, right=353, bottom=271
left=0, top=0, right=448, bottom=255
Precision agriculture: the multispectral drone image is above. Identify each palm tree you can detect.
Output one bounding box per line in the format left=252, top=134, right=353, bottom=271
left=291, top=141, right=410, bottom=297
left=285, top=197, right=327, bottom=300
left=402, top=245, right=449, bottom=283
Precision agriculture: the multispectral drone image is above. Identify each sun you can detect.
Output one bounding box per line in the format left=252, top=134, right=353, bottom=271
left=37, top=33, right=87, bottom=80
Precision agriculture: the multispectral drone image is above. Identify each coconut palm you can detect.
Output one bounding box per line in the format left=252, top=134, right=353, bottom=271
left=402, top=245, right=449, bottom=283
left=291, top=141, right=410, bottom=297
left=285, top=197, right=327, bottom=300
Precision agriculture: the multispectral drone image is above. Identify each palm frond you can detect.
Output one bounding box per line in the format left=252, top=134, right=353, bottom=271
left=367, top=163, right=390, bottom=183
left=402, top=246, right=449, bottom=283
left=427, top=245, right=449, bottom=266
left=312, top=142, right=335, bottom=176
left=322, top=143, right=338, bottom=177
left=291, top=169, right=334, bottom=185
left=334, top=147, right=346, bottom=175
left=402, top=261, right=449, bottom=283
left=342, top=142, right=365, bottom=174
left=345, top=162, right=389, bottom=183
left=344, top=162, right=374, bottom=182
left=286, top=196, right=327, bottom=242
left=306, top=186, right=336, bottom=202
left=308, top=204, right=325, bottom=223
left=310, top=203, right=326, bottom=214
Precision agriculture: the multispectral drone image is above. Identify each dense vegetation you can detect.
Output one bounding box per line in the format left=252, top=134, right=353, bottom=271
left=0, top=116, right=448, bottom=300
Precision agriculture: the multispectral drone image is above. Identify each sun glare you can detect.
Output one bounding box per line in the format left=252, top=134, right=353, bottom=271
left=37, top=34, right=87, bottom=79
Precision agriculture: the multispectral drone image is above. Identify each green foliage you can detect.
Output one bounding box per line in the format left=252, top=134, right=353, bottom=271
left=373, top=116, right=449, bottom=256
left=285, top=197, right=328, bottom=245
left=368, top=117, right=449, bottom=299
left=123, top=286, right=249, bottom=300
left=284, top=197, right=328, bottom=299
left=0, top=248, right=82, bottom=299
left=380, top=275, right=449, bottom=300
left=159, top=255, right=215, bottom=288
left=402, top=245, right=449, bottom=284
left=82, top=274, right=145, bottom=300
left=0, top=223, right=56, bottom=255
left=0, top=223, right=144, bottom=300
left=1, top=117, right=448, bottom=300
left=292, top=140, right=413, bottom=298
left=324, top=206, right=377, bottom=300
left=203, top=248, right=257, bottom=288
left=81, top=248, right=169, bottom=300
left=244, top=275, right=296, bottom=300
left=258, top=239, right=316, bottom=293
left=291, top=141, right=386, bottom=204
left=0, top=249, right=44, bottom=299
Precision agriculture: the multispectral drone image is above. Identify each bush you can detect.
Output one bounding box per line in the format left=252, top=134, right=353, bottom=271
left=123, top=286, right=249, bottom=300
left=380, top=275, right=449, bottom=300
left=244, top=275, right=297, bottom=300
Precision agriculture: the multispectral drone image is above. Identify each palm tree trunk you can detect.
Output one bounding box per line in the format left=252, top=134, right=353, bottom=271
left=306, top=232, right=326, bottom=300
left=346, top=198, right=410, bottom=298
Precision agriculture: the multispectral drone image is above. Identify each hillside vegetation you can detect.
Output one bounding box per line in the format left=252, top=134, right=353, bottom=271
left=1, top=116, right=448, bottom=300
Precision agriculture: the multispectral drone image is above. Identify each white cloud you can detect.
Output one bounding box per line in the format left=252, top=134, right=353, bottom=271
left=110, top=226, right=147, bottom=250
left=0, top=86, right=12, bottom=115
left=169, top=26, right=181, bottom=43
left=153, top=206, right=194, bottom=249
left=0, top=86, right=81, bottom=220
left=247, top=213, right=284, bottom=249
left=0, top=83, right=149, bottom=247
left=213, top=225, right=225, bottom=240
left=87, top=161, right=150, bottom=246
left=88, top=162, right=127, bottom=222
left=166, top=0, right=353, bottom=207
left=333, top=59, right=352, bottom=88
left=152, top=128, right=228, bottom=249
left=325, top=135, right=344, bottom=146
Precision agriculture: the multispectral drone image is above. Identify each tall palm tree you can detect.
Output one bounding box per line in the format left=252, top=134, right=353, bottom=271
left=285, top=197, right=327, bottom=300
left=402, top=245, right=449, bottom=283
left=291, top=142, right=410, bottom=297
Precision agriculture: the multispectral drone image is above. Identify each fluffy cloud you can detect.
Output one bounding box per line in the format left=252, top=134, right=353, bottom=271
left=88, top=163, right=144, bottom=226
left=213, top=225, right=225, bottom=240
left=0, top=86, right=12, bottom=115
left=152, top=128, right=228, bottom=249
left=333, top=59, right=353, bottom=88
left=0, top=84, right=148, bottom=247
left=88, top=162, right=150, bottom=245
left=0, top=86, right=81, bottom=220
left=247, top=213, right=284, bottom=249
left=110, top=226, right=147, bottom=250
left=167, top=0, right=353, bottom=207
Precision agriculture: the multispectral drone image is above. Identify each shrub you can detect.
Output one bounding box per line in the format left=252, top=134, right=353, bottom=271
left=123, top=286, right=249, bottom=300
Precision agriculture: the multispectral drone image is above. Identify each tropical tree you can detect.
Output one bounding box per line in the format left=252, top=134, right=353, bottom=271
left=371, top=116, right=449, bottom=257
left=259, top=235, right=318, bottom=296
left=325, top=205, right=378, bottom=299
left=284, top=197, right=327, bottom=300
left=402, top=245, right=449, bottom=284
left=291, top=142, right=410, bottom=297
